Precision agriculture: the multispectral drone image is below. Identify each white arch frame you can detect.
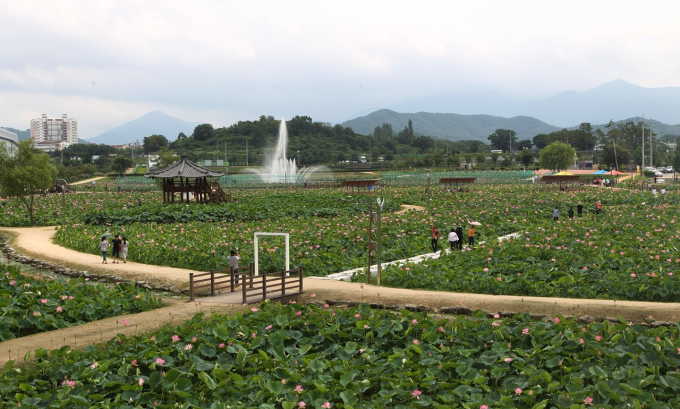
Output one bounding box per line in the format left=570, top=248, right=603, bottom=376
left=253, top=232, right=290, bottom=276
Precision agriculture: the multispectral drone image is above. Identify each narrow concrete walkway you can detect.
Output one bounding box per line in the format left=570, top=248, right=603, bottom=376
left=317, top=232, right=521, bottom=281
left=69, top=176, right=106, bottom=185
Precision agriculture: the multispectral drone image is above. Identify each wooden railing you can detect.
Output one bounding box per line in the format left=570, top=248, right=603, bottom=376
left=189, top=264, right=248, bottom=301
left=189, top=263, right=303, bottom=304
left=241, top=266, right=303, bottom=304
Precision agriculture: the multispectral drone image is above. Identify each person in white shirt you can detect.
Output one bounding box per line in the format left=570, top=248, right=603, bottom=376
left=447, top=228, right=459, bottom=250
left=228, top=249, right=241, bottom=286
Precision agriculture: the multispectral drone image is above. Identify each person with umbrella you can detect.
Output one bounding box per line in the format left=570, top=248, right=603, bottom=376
left=99, top=235, right=110, bottom=264
left=468, top=222, right=481, bottom=248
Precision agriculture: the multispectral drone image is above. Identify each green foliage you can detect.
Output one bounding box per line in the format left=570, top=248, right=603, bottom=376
left=111, top=155, right=133, bottom=175
left=0, top=264, right=161, bottom=340
left=0, top=140, right=58, bottom=226
left=192, top=123, right=215, bottom=142
left=2, top=302, right=680, bottom=407
left=539, top=142, right=576, bottom=171
left=155, top=147, right=180, bottom=170
left=487, top=129, right=517, bottom=152
left=517, top=148, right=535, bottom=169
left=142, top=134, right=169, bottom=154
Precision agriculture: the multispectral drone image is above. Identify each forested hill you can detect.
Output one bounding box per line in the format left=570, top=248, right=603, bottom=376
left=341, top=109, right=560, bottom=142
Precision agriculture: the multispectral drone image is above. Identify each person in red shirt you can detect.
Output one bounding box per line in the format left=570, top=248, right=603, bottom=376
left=430, top=224, right=439, bottom=252
left=468, top=226, right=476, bottom=247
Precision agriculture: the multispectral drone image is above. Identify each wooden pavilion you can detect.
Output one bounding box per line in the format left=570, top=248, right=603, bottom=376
left=439, top=177, right=476, bottom=191
left=340, top=179, right=380, bottom=195
left=145, top=153, right=230, bottom=204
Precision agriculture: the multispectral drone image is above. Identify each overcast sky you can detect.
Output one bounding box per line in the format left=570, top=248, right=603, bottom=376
left=1, top=0, right=679, bottom=138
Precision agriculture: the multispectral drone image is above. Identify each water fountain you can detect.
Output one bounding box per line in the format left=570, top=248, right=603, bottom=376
left=250, top=119, right=327, bottom=183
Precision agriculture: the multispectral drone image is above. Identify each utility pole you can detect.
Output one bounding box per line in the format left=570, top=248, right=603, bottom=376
left=246, top=140, right=249, bottom=166
left=649, top=118, right=653, bottom=168
left=642, top=116, right=645, bottom=174
left=376, top=198, right=384, bottom=286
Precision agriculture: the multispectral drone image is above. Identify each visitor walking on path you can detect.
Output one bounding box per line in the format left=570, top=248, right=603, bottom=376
left=111, top=235, right=122, bottom=264
left=447, top=228, right=459, bottom=250
left=568, top=206, right=574, bottom=219
left=577, top=203, right=584, bottom=217
left=468, top=225, right=475, bottom=247
left=455, top=225, right=463, bottom=250
left=430, top=224, right=439, bottom=252
left=553, top=207, right=559, bottom=221
left=121, top=237, right=129, bottom=263
left=99, top=237, right=109, bottom=264
left=228, top=249, right=241, bottom=286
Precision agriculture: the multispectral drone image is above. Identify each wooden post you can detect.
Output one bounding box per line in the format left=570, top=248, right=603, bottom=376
left=210, top=270, right=215, bottom=296
left=299, top=266, right=303, bottom=293
left=281, top=269, right=286, bottom=296
left=367, top=202, right=373, bottom=284
left=241, top=271, right=247, bottom=304
left=189, top=273, right=194, bottom=301
left=262, top=271, right=267, bottom=300
left=230, top=267, right=235, bottom=292
left=249, top=263, right=254, bottom=288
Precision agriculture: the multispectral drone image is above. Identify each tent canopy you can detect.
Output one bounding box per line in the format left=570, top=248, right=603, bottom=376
left=553, top=171, right=574, bottom=176
left=592, top=170, right=608, bottom=175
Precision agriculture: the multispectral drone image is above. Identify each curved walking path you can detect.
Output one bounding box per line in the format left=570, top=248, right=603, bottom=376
left=1, top=226, right=679, bottom=325
left=69, top=176, right=106, bottom=185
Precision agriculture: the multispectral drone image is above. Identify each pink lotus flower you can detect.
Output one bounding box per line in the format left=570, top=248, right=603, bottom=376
left=296, top=310, right=302, bottom=316
left=522, top=328, right=529, bottom=335
left=584, top=396, right=593, bottom=405
left=56, top=306, right=63, bottom=312
left=481, top=405, right=489, bottom=409
left=218, top=343, right=225, bottom=348
left=321, top=403, right=331, bottom=408
left=41, top=299, right=48, bottom=304
left=515, top=388, right=522, bottom=395
left=172, top=335, right=180, bottom=342
left=298, top=403, right=306, bottom=408
left=295, top=385, right=304, bottom=393
left=412, top=390, right=422, bottom=399
left=553, top=317, right=560, bottom=324
left=184, top=344, right=192, bottom=351
left=156, top=358, right=165, bottom=366
left=504, top=357, right=513, bottom=362
left=138, top=377, right=145, bottom=386
left=131, top=359, right=138, bottom=366
left=122, top=320, right=129, bottom=326
left=251, top=307, right=259, bottom=312
left=413, top=339, right=419, bottom=345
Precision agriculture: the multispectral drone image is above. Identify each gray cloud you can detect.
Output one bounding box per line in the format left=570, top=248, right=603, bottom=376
left=1, top=0, right=679, bottom=137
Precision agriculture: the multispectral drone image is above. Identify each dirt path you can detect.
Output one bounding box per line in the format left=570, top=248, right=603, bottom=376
left=3, top=225, right=680, bottom=330
left=0, top=298, right=245, bottom=367
left=395, top=204, right=425, bottom=214
left=0, top=227, right=193, bottom=288
left=70, top=176, right=106, bottom=186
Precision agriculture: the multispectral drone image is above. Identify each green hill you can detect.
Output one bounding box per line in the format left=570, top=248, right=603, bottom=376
left=341, top=109, right=561, bottom=142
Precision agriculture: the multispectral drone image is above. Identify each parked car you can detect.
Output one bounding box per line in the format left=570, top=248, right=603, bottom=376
left=654, top=170, right=664, bottom=177
left=666, top=166, right=675, bottom=173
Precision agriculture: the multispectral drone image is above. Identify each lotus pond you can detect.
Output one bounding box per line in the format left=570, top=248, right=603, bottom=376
left=0, top=264, right=162, bottom=341
left=2, top=301, right=680, bottom=408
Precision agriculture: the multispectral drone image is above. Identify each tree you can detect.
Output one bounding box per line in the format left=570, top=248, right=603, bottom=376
left=476, top=153, right=487, bottom=166
left=539, top=142, right=576, bottom=171
left=601, top=144, right=630, bottom=170
left=517, top=149, right=535, bottom=170
left=156, top=147, right=180, bottom=170
left=193, top=124, right=215, bottom=142
left=516, top=139, right=532, bottom=150
left=463, top=154, right=473, bottom=167
left=490, top=152, right=500, bottom=166
left=142, top=134, right=169, bottom=154
left=111, top=155, right=133, bottom=176
left=487, top=129, right=517, bottom=152
left=532, top=134, right=550, bottom=150
left=0, top=140, right=57, bottom=226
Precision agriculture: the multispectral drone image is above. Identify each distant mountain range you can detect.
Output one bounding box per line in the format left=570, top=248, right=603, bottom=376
left=341, top=110, right=560, bottom=141
left=341, top=109, right=680, bottom=143
left=389, top=79, right=680, bottom=127
left=85, top=110, right=200, bottom=145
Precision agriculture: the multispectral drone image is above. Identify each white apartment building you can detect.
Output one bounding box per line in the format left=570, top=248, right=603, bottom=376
left=0, top=128, right=19, bottom=156
left=30, top=114, right=78, bottom=146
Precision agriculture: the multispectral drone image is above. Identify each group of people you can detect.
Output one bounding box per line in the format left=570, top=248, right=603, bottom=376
left=430, top=224, right=476, bottom=252
left=553, top=201, right=602, bottom=221
left=99, top=234, right=129, bottom=264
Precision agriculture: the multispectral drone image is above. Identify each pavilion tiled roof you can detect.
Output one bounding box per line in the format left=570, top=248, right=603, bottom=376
left=145, top=152, right=223, bottom=179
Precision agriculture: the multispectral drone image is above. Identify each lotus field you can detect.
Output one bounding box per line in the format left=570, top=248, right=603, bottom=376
left=44, top=185, right=680, bottom=302
left=3, top=301, right=680, bottom=408
left=0, top=264, right=162, bottom=341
